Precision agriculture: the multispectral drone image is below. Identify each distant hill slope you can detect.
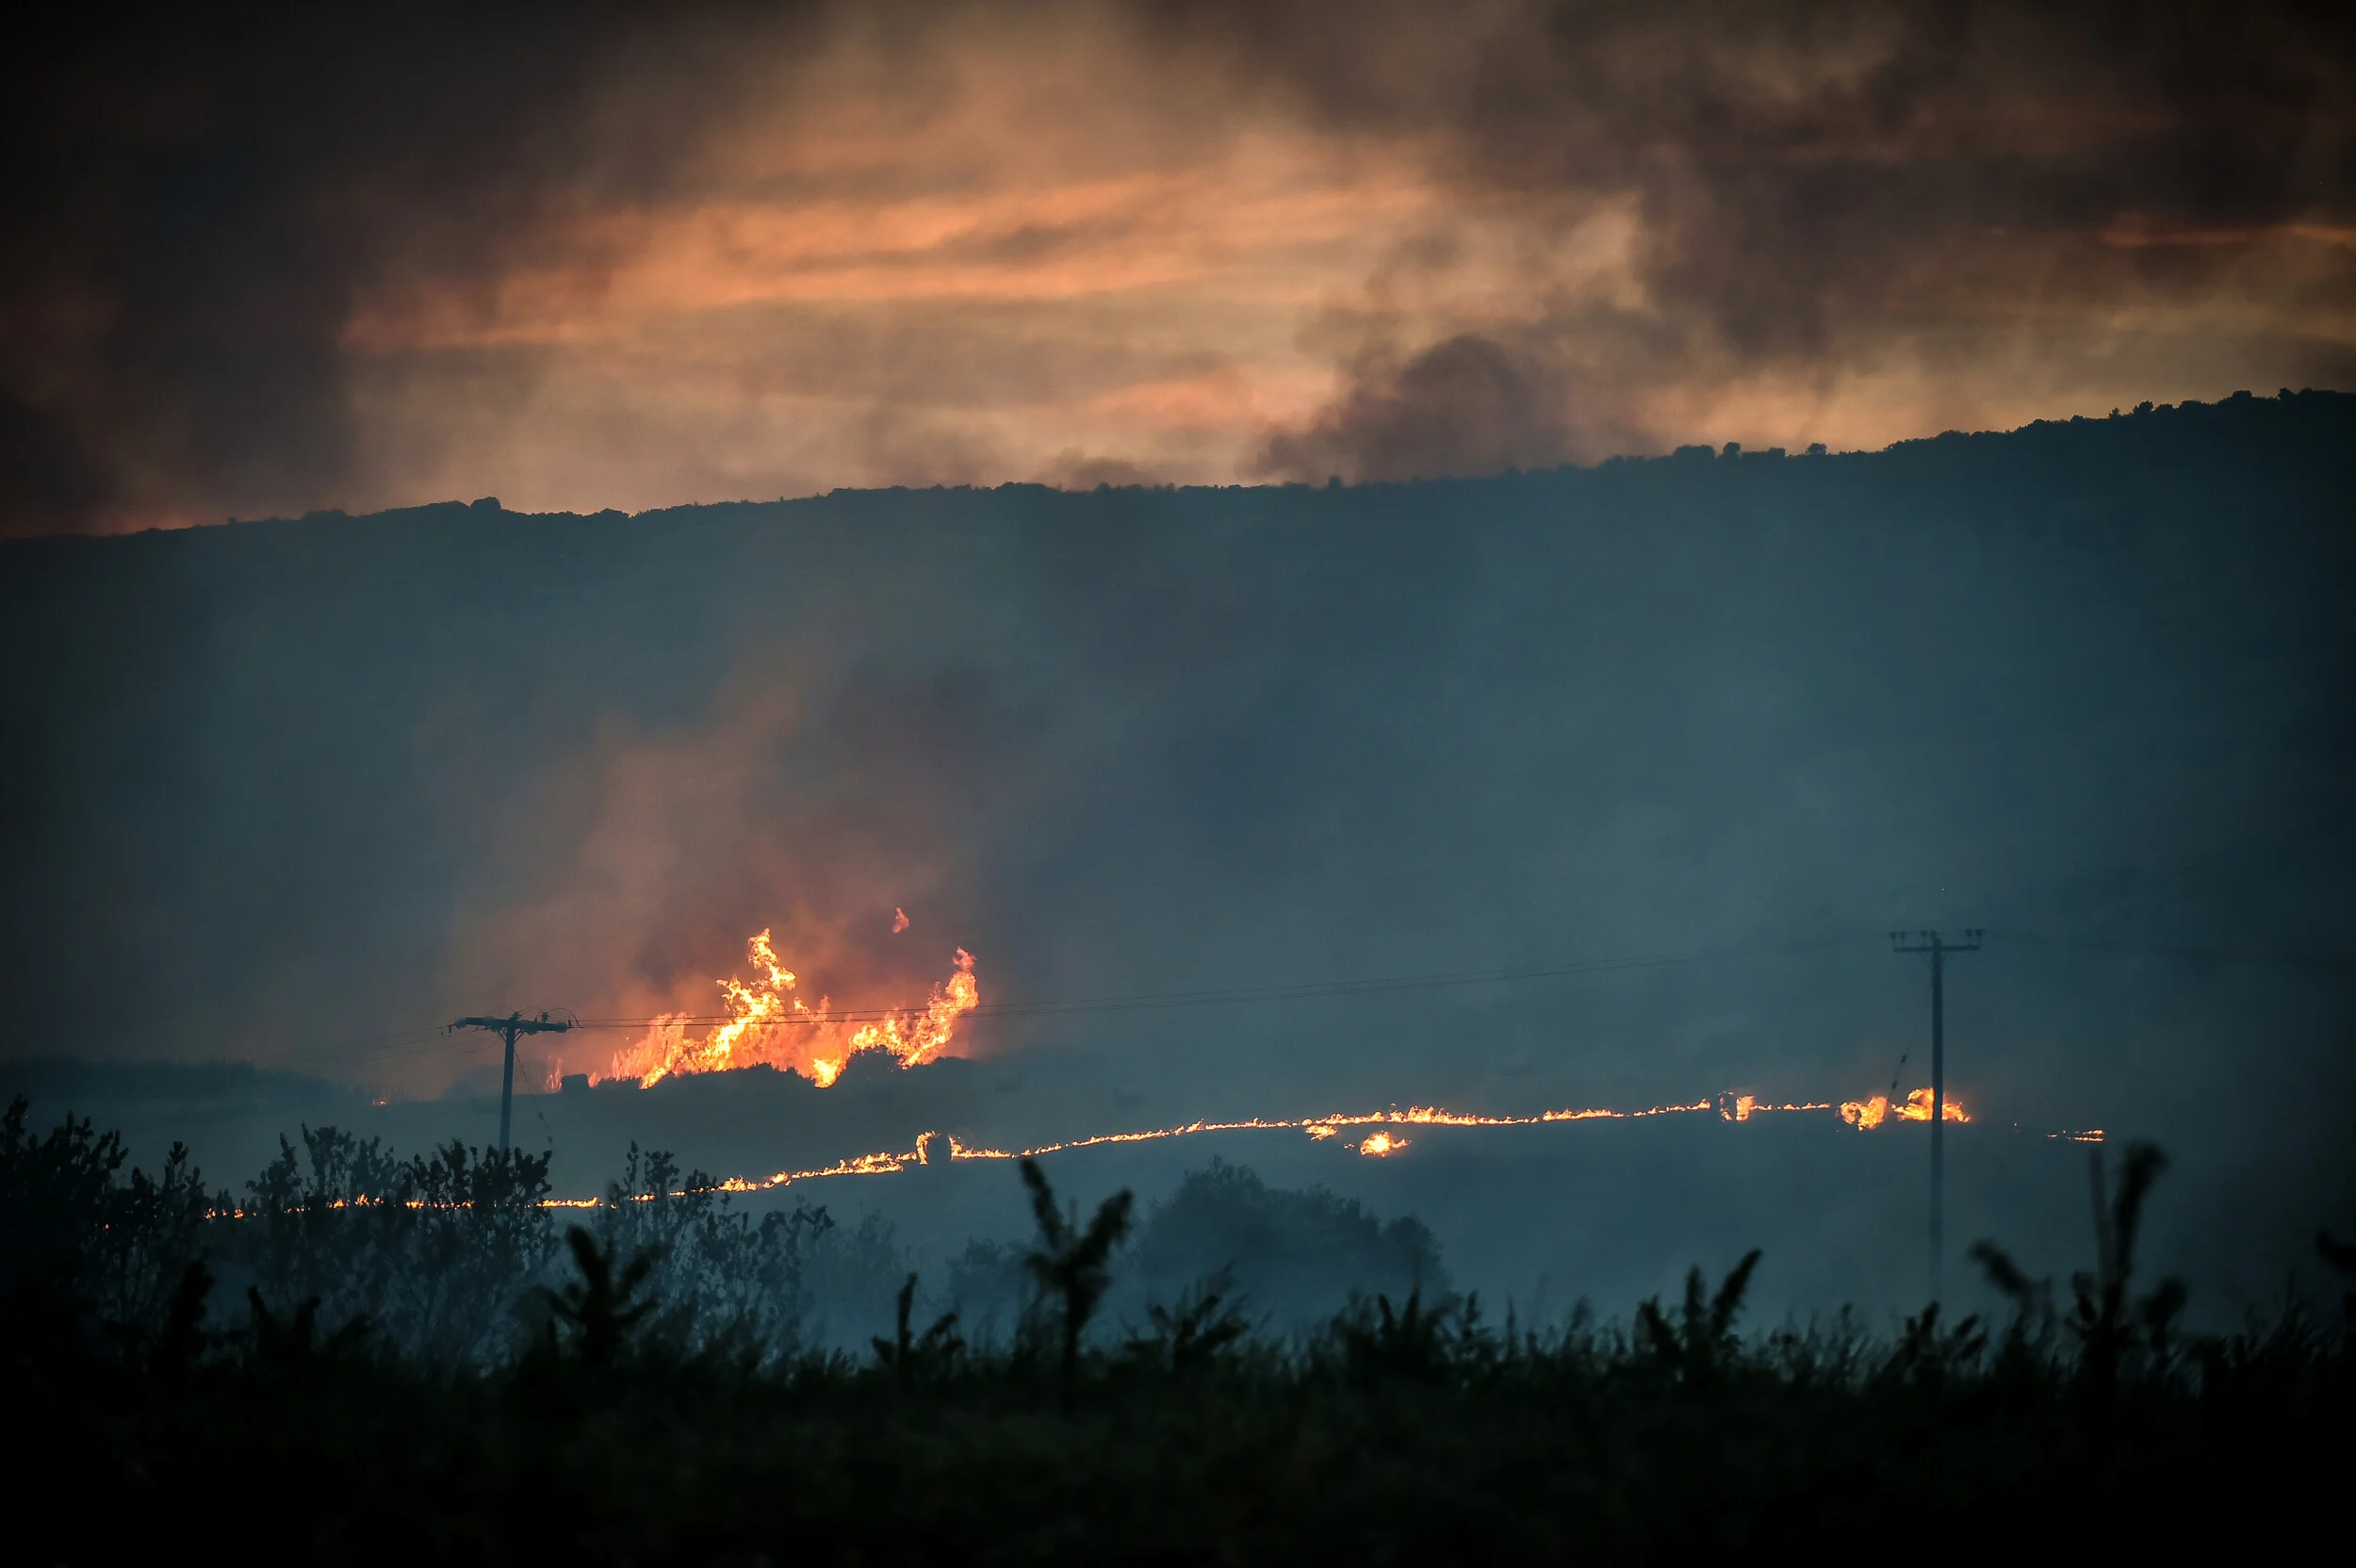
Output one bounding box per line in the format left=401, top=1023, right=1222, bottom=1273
left=3, top=390, right=2351, bottom=1315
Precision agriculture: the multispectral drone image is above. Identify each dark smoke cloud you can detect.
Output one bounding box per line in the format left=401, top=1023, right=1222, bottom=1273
left=1258, top=334, right=1579, bottom=482
left=1222, top=0, right=2356, bottom=474
left=0, top=3, right=821, bottom=534
left=3, top=2, right=2349, bottom=526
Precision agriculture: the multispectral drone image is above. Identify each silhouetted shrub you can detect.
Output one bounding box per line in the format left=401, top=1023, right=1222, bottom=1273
left=0, top=1095, right=218, bottom=1342
left=6, top=1105, right=2350, bottom=1559
left=1021, top=1155, right=1134, bottom=1386
left=1130, top=1156, right=1448, bottom=1329
left=236, top=1122, right=557, bottom=1363
left=872, top=1271, right=964, bottom=1385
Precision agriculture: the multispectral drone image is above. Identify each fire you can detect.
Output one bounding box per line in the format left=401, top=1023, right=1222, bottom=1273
left=776, top=1097, right=1803, bottom=1183
left=215, top=1079, right=2099, bottom=1217
left=597, top=929, right=979, bottom=1088
left=542, top=1087, right=1999, bottom=1200
left=1839, top=1087, right=1968, bottom=1130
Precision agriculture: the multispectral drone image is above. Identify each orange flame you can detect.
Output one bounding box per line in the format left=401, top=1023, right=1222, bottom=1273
left=560, top=1093, right=1883, bottom=1200
left=1839, top=1087, right=1969, bottom=1130
left=597, top=929, right=979, bottom=1087
left=218, top=1081, right=2096, bottom=1217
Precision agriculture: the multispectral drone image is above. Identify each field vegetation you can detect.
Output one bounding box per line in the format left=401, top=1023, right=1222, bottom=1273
left=3, top=1096, right=2347, bottom=1560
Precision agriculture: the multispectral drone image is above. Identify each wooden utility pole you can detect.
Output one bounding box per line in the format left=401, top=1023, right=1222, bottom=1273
left=447, top=1010, right=572, bottom=1152
left=1890, top=929, right=1981, bottom=1303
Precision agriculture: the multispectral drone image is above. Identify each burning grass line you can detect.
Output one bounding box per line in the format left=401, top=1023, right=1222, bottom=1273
left=202, top=1085, right=2095, bottom=1217
left=541, top=1087, right=2022, bottom=1204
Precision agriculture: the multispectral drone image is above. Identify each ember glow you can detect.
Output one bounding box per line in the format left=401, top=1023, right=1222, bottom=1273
left=595, top=929, right=979, bottom=1088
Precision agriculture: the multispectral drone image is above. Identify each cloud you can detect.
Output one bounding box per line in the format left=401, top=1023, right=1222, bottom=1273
left=1235, top=0, right=2356, bottom=471
left=0, top=3, right=826, bottom=533
left=2, top=1, right=2348, bottom=530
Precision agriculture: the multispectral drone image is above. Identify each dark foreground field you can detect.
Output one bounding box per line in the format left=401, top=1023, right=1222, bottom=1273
left=7, top=1100, right=2348, bottom=1562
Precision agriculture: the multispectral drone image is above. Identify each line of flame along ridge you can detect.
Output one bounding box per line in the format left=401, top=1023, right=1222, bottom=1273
left=205, top=1086, right=2059, bottom=1217
left=675, top=1087, right=1986, bottom=1197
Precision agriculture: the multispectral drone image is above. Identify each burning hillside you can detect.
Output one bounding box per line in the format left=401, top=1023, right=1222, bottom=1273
left=551, top=923, right=2020, bottom=1197
left=593, top=929, right=979, bottom=1088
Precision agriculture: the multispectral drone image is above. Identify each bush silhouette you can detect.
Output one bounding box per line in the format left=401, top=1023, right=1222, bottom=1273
left=1127, top=1266, right=1250, bottom=1376
left=872, top=1271, right=963, bottom=1385
left=1019, top=1156, right=1134, bottom=1386
left=1132, top=1156, right=1446, bottom=1328
left=1973, top=1139, right=2189, bottom=1463
left=6, top=1102, right=2350, bottom=1557
left=0, top=1095, right=219, bottom=1343
left=1334, top=1287, right=1457, bottom=1382
left=1634, top=1249, right=1761, bottom=1386
left=239, top=1124, right=557, bottom=1363
left=536, top=1225, right=657, bottom=1372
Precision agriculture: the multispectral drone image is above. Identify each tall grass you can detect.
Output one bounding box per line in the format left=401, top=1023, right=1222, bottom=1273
left=3, top=1098, right=2347, bottom=1558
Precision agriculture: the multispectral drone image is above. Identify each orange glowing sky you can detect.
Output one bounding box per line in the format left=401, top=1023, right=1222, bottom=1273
left=6, top=2, right=2349, bottom=533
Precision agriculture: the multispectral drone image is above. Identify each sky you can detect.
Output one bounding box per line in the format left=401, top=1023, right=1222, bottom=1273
left=4, top=0, right=2351, bottom=535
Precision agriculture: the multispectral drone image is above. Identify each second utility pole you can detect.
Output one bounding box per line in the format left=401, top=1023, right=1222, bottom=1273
left=1890, top=928, right=1981, bottom=1304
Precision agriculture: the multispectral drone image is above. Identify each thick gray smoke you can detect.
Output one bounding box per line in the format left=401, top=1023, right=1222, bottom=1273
left=4, top=394, right=2351, bottom=1324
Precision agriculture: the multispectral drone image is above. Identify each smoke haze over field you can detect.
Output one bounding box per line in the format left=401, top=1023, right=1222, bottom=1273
left=2, top=1, right=2350, bottom=533
left=5, top=1, right=2352, bottom=1327
left=4, top=395, right=2352, bottom=1318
